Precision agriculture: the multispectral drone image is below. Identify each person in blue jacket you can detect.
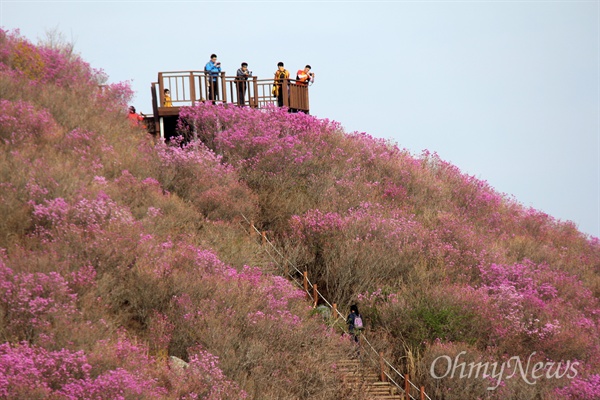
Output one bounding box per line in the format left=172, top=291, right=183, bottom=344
left=204, top=54, right=222, bottom=103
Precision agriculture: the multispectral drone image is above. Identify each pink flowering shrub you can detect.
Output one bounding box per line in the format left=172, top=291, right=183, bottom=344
left=288, top=203, right=433, bottom=303
left=358, top=284, right=497, bottom=353
left=0, top=29, right=100, bottom=88
left=76, top=228, right=348, bottom=398
left=0, top=332, right=248, bottom=399
left=0, top=259, right=78, bottom=344
left=555, top=374, right=600, bottom=399
left=61, top=368, right=165, bottom=400
left=0, top=341, right=167, bottom=399
left=476, top=260, right=600, bottom=361
left=55, top=128, right=116, bottom=175
left=0, top=182, right=32, bottom=250
left=170, top=344, right=248, bottom=400
left=153, top=136, right=258, bottom=221
left=179, top=103, right=342, bottom=168
left=0, top=99, right=58, bottom=144
left=0, top=29, right=136, bottom=151
left=31, top=191, right=134, bottom=241
left=96, top=170, right=168, bottom=221
left=135, top=244, right=347, bottom=398
left=178, top=104, right=357, bottom=225
left=0, top=342, right=91, bottom=399
left=95, top=80, right=135, bottom=113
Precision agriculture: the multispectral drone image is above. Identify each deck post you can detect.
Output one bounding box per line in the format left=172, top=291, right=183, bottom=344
left=158, top=73, right=164, bottom=108
left=252, top=76, right=258, bottom=108
left=379, top=352, right=386, bottom=382
left=404, top=374, right=410, bottom=399
left=312, top=284, right=318, bottom=307
left=282, top=78, right=289, bottom=108
left=202, top=73, right=208, bottom=102
left=150, top=83, right=160, bottom=136
left=332, top=303, right=337, bottom=320
left=220, top=71, right=227, bottom=103
left=304, top=84, right=310, bottom=114
left=420, top=386, right=425, bottom=400
left=303, top=271, right=308, bottom=298
left=189, top=72, right=196, bottom=106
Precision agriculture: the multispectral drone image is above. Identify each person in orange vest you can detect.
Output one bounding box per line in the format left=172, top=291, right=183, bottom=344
left=296, top=65, right=314, bottom=86
left=127, top=106, right=144, bottom=126
left=163, top=89, right=172, bottom=107
left=273, top=61, right=290, bottom=107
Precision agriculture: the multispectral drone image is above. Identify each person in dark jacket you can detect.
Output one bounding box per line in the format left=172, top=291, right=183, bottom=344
left=236, top=62, right=252, bottom=106
left=347, top=304, right=361, bottom=344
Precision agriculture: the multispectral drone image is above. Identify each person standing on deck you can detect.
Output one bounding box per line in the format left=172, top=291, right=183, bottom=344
left=163, top=89, right=172, bottom=107
left=204, top=54, right=222, bottom=103
left=236, top=62, right=252, bottom=106
left=296, top=65, right=314, bottom=86
left=273, top=61, right=290, bottom=107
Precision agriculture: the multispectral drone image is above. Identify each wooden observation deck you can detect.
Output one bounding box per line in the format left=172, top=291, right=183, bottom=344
left=149, top=71, right=310, bottom=139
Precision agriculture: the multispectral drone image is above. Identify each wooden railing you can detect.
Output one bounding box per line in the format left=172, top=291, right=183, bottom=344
left=154, top=71, right=309, bottom=112
left=241, top=215, right=431, bottom=400
left=149, top=70, right=310, bottom=138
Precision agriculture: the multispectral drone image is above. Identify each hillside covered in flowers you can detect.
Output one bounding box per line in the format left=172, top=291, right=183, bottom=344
left=1, top=29, right=599, bottom=399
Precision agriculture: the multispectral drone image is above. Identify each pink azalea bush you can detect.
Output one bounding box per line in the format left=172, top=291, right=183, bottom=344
left=0, top=341, right=165, bottom=399
left=0, top=28, right=133, bottom=126
left=153, top=136, right=258, bottom=221
left=0, top=337, right=248, bottom=399
left=555, top=374, right=600, bottom=399
left=170, top=344, right=248, bottom=400
left=0, top=99, right=58, bottom=144
left=0, top=259, right=78, bottom=344
left=0, top=28, right=101, bottom=89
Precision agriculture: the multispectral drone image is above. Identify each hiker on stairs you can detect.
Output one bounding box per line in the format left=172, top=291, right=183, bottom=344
left=347, top=304, right=363, bottom=345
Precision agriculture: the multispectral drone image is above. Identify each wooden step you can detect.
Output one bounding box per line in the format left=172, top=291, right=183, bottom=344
left=335, top=357, right=414, bottom=400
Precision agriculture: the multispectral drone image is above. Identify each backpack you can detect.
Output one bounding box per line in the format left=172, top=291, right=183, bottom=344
left=353, top=315, right=364, bottom=330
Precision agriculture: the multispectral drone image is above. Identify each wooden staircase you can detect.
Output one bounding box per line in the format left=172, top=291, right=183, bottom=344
left=241, top=217, right=430, bottom=400
left=337, top=358, right=406, bottom=400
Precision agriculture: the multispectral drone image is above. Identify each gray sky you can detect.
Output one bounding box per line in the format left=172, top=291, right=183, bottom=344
left=2, top=0, right=599, bottom=238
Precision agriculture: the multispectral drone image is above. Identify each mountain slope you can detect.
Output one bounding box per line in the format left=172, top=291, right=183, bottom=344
left=1, top=28, right=599, bottom=399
